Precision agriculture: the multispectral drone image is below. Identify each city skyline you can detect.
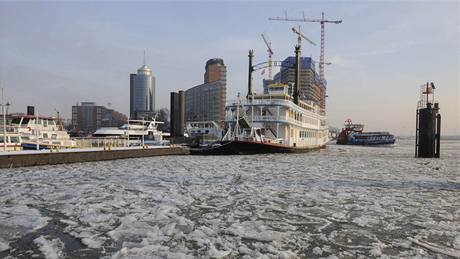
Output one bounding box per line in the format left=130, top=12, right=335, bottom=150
left=0, top=1, right=458, bottom=135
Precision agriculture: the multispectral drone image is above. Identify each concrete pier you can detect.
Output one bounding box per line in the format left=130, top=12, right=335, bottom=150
left=0, top=146, right=189, bottom=169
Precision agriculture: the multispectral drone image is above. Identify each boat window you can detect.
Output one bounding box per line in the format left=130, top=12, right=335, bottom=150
left=11, top=118, right=23, bottom=124
left=43, top=133, right=48, bottom=139
left=22, top=136, right=30, bottom=141
left=10, top=136, right=20, bottom=143
left=44, top=120, right=48, bottom=127
left=52, top=141, right=61, bottom=145
left=51, top=134, right=57, bottom=139
left=0, top=136, right=4, bottom=142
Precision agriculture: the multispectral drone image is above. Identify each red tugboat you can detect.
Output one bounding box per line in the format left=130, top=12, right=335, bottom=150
left=336, top=119, right=395, bottom=145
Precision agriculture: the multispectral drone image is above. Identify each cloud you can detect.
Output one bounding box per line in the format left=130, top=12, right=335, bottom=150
left=329, top=55, right=358, bottom=68
left=356, top=40, right=421, bottom=57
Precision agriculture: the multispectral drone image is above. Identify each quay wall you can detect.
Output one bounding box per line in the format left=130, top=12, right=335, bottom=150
left=0, top=147, right=189, bottom=169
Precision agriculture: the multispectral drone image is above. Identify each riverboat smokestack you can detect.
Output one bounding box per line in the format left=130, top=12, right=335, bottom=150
left=247, top=49, right=254, bottom=98
left=294, top=45, right=301, bottom=105
left=27, top=106, right=35, bottom=116
left=415, top=82, right=441, bottom=158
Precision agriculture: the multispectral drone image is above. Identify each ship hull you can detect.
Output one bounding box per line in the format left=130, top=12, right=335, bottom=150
left=336, top=134, right=396, bottom=145
left=336, top=140, right=396, bottom=145
left=190, top=140, right=325, bottom=155
left=22, top=142, right=75, bottom=150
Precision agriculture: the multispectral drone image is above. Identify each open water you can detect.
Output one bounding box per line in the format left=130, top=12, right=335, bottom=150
left=0, top=139, right=459, bottom=258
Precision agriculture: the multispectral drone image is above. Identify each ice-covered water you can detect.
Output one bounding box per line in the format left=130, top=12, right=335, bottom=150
left=0, top=139, right=459, bottom=258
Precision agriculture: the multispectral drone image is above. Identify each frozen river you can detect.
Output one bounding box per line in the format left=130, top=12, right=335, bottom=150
left=0, top=139, right=459, bottom=258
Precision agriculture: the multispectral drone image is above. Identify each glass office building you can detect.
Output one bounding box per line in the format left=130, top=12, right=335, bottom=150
left=130, top=65, right=155, bottom=119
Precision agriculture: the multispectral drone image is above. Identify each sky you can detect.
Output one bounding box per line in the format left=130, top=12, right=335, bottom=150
left=0, top=1, right=458, bottom=136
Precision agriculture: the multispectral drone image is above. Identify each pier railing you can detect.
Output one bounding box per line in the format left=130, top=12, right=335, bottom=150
left=73, top=137, right=128, bottom=148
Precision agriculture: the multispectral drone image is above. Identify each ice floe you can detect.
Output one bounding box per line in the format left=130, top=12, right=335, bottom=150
left=0, top=139, right=458, bottom=258
left=33, top=236, right=65, bottom=259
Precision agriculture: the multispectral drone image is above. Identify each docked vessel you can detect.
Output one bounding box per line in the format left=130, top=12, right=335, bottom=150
left=0, top=132, right=22, bottom=151
left=93, top=119, right=164, bottom=145
left=336, top=119, right=395, bottom=145
left=191, top=46, right=329, bottom=155
left=186, top=121, right=224, bottom=147
left=11, top=115, right=76, bottom=149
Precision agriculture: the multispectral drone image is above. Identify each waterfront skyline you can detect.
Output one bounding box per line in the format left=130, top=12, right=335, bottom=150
left=0, top=1, right=458, bottom=135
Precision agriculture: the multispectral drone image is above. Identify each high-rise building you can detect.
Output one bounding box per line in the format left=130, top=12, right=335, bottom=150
left=130, top=64, right=155, bottom=119
left=204, top=58, right=226, bottom=83
left=185, top=58, right=226, bottom=122
left=71, top=102, right=127, bottom=133
left=267, top=57, right=325, bottom=109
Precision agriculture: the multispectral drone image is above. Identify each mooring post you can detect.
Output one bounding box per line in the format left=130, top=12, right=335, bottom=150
left=415, top=82, right=441, bottom=158
left=435, top=113, right=441, bottom=158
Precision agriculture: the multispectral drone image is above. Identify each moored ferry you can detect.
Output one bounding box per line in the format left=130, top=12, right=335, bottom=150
left=191, top=46, right=329, bottom=155
left=11, top=115, right=76, bottom=149
left=93, top=119, right=164, bottom=145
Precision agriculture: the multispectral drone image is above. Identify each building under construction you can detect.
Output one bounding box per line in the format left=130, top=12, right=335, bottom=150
left=264, top=56, right=325, bottom=110
left=262, top=12, right=341, bottom=112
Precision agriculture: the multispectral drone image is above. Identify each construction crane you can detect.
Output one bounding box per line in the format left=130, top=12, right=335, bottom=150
left=269, top=12, right=342, bottom=84
left=291, top=26, right=316, bottom=47
left=261, top=33, right=274, bottom=80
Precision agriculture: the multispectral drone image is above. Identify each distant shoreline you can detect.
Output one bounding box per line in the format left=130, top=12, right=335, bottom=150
left=396, top=136, right=460, bottom=140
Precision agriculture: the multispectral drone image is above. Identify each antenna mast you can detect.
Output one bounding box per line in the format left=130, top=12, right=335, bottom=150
left=143, top=50, right=146, bottom=66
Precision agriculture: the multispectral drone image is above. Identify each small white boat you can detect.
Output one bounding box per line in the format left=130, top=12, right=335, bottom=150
left=93, top=119, right=164, bottom=144
left=11, top=115, right=76, bottom=150
left=186, top=121, right=224, bottom=146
